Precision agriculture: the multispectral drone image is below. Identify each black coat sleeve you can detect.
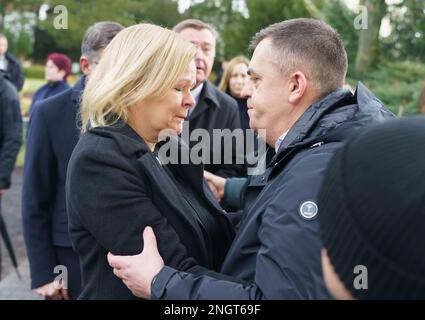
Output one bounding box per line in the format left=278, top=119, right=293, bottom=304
left=0, top=86, right=22, bottom=189
left=22, top=104, right=60, bottom=288
left=15, top=64, right=24, bottom=92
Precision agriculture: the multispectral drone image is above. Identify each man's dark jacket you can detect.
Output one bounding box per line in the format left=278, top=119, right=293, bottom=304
left=150, top=83, right=395, bottom=299
left=187, top=81, right=246, bottom=178
left=0, top=71, right=22, bottom=189
left=22, top=78, right=83, bottom=289
left=4, top=52, right=24, bottom=91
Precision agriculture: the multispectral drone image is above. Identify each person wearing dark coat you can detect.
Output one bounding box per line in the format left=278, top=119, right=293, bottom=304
left=0, top=34, right=24, bottom=91
left=173, top=19, right=246, bottom=179
left=107, top=18, right=395, bottom=300
left=66, top=24, right=235, bottom=300
left=28, top=53, right=72, bottom=116
left=22, top=22, right=124, bottom=300
left=0, top=70, right=22, bottom=195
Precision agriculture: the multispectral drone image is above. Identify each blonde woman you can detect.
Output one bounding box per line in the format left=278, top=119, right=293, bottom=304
left=219, top=56, right=250, bottom=130
left=66, top=24, right=235, bottom=299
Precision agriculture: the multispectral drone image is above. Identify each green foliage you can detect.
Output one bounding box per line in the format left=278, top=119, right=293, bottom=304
left=37, top=0, right=139, bottom=60
left=241, top=0, right=311, bottom=56
left=23, top=64, right=45, bottom=79
left=322, top=0, right=359, bottom=77
left=34, top=0, right=182, bottom=61
left=354, top=60, right=425, bottom=116
left=382, top=0, right=425, bottom=62
left=136, top=0, right=181, bottom=28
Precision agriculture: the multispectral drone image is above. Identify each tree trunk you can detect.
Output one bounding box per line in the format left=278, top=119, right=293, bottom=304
left=420, top=82, right=425, bottom=114
left=355, top=0, right=387, bottom=77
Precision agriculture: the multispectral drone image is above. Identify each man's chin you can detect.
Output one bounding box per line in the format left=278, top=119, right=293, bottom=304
left=196, top=73, right=207, bottom=84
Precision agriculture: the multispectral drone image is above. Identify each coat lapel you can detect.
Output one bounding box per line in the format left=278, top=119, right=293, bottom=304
left=136, top=152, right=209, bottom=253
left=188, top=81, right=220, bottom=123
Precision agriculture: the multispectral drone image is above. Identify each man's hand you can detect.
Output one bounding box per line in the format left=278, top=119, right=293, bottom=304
left=204, top=171, right=226, bottom=201
left=107, top=226, right=164, bottom=299
left=0, top=189, right=5, bottom=196
left=33, top=281, right=69, bottom=300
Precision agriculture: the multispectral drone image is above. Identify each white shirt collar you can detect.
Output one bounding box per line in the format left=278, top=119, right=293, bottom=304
left=188, top=83, right=204, bottom=116
left=191, top=83, right=203, bottom=103
left=274, top=131, right=289, bottom=153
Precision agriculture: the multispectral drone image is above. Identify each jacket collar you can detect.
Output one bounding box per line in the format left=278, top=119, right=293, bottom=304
left=5, top=52, right=19, bottom=64
left=270, top=82, right=394, bottom=165
left=278, top=87, right=354, bottom=153
left=188, top=81, right=221, bottom=121
left=71, top=76, right=86, bottom=104
left=89, top=121, right=151, bottom=157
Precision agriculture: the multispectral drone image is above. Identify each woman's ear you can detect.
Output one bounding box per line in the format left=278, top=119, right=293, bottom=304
left=288, top=71, right=307, bottom=104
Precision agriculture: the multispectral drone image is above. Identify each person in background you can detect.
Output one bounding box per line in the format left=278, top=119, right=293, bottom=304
left=214, top=59, right=229, bottom=86
left=0, top=33, right=24, bottom=91
left=319, top=116, right=425, bottom=300
left=28, top=53, right=72, bottom=116
left=0, top=69, right=22, bottom=196
left=219, top=56, right=250, bottom=130
left=173, top=19, right=246, bottom=179
left=22, top=21, right=124, bottom=300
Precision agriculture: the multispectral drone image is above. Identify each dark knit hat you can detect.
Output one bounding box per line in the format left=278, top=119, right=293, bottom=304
left=319, top=116, right=425, bottom=299
left=47, top=53, right=72, bottom=80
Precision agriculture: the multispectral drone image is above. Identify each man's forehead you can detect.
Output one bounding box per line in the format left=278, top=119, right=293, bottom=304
left=249, top=40, right=280, bottom=74
left=179, top=28, right=215, bottom=45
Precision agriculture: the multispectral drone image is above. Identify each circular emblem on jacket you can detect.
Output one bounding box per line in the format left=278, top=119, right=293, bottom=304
left=299, top=201, right=318, bottom=220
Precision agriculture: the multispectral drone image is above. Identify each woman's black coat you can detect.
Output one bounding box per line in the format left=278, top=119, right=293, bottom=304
left=66, top=122, right=235, bottom=299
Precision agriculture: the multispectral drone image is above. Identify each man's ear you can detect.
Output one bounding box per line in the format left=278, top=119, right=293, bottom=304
left=288, top=71, right=307, bottom=104
left=79, top=56, right=91, bottom=76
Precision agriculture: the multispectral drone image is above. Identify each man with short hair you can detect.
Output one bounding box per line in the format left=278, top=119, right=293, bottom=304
left=22, top=22, right=124, bottom=300
left=173, top=19, right=246, bottom=179
left=0, top=34, right=25, bottom=91
left=108, top=18, right=394, bottom=299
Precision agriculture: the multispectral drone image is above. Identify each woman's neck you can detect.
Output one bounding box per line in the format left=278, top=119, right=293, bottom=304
left=128, top=120, right=157, bottom=152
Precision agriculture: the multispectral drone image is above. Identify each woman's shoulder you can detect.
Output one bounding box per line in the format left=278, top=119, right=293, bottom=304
left=71, top=125, right=149, bottom=167
left=73, top=128, right=122, bottom=159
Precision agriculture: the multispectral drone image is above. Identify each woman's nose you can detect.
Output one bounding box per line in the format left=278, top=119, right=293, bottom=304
left=184, top=92, right=196, bottom=108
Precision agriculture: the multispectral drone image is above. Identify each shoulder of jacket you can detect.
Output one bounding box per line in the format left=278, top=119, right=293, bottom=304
left=204, top=81, right=238, bottom=111
left=35, top=88, right=73, bottom=114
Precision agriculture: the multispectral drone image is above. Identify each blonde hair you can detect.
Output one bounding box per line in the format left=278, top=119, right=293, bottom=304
left=81, top=23, right=197, bottom=132
left=218, top=56, right=249, bottom=94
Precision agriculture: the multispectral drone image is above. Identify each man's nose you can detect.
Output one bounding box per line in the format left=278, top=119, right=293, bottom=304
left=195, top=46, right=204, bottom=60
left=240, top=80, right=253, bottom=98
